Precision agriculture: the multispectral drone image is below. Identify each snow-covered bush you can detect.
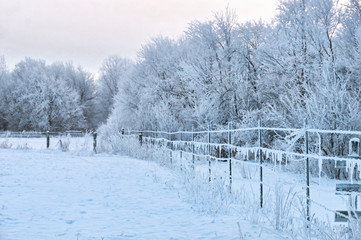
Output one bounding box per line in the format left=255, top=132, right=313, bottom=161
left=0, top=139, right=12, bottom=149
left=57, top=138, right=70, bottom=152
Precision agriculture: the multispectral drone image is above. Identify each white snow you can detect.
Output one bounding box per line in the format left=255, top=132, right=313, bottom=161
left=0, top=149, right=283, bottom=240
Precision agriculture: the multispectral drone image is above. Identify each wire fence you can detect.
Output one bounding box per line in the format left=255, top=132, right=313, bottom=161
left=119, top=121, right=361, bottom=226
left=2, top=124, right=361, bottom=227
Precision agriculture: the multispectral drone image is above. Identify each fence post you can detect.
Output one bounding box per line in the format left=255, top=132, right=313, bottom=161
left=304, top=119, right=310, bottom=224
left=180, top=131, right=183, bottom=171
left=46, top=131, right=50, bottom=149
left=192, top=127, right=195, bottom=170
left=180, top=132, right=183, bottom=159
left=93, top=131, right=97, bottom=153
left=208, top=125, right=211, bottom=182
left=139, top=132, right=143, bottom=146
left=169, top=131, right=173, bottom=165
left=258, top=120, right=263, bottom=208
left=228, top=122, right=232, bottom=192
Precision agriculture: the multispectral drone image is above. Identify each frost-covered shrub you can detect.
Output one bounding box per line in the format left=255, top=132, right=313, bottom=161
left=57, top=138, right=70, bottom=152
left=0, top=139, right=12, bottom=149
left=273, top=182, right=296, bottom=230
left=15, top=143, right=29, bottom=150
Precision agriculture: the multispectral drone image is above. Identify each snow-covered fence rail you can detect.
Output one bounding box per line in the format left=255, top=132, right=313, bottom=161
left=117, top=122, right=361, bottom=226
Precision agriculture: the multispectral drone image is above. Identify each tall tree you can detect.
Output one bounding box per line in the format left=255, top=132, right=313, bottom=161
left=4, top=58, right=87, bottom=131
left=0, top=56, right=9, bottom=129
left=97, top=56, right=132, bottom=124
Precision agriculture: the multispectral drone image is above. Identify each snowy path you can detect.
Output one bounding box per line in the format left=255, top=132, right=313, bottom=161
left=0, top=149, right=280, bottom=240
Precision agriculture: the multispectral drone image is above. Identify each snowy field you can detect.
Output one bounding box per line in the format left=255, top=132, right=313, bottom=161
left=0, top=148, right=286, bottom=240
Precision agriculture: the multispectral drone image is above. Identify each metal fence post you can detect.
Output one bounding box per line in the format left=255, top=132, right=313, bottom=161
left=258, top=120, right=263, bottom=208
left=305, top=119, right=310, bottom=224
left=228, top=122, right=232, bottom=192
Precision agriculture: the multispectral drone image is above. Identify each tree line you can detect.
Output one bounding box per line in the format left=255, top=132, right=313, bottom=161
left=104, top=0, right=361, bottom=131
left=0, top=56, right=130, bottom=131
left=100, top=0, right=361, bottom=159
left=2, top=0, right=361, bottom=156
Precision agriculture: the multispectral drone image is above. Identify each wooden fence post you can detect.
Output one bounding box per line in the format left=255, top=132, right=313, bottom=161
left=139, top=132, right=143, bottom=146
left=93, top=131, right=97, bottom=153
left=228, top=122, right=232, bottom=192
left=208, top=125, right=211, bottom=182
left=258, top=120, right=263, bottom=208
left=305, top=119, right=310, bottom=224
left=46, top=131, right=50, bottom=149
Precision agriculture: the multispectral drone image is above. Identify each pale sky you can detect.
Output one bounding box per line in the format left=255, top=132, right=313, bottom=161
left=0, top=0, right=279, bottom=74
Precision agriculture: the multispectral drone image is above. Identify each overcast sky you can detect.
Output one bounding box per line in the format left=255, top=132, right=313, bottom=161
left=0, top=0, right=278, bottom=74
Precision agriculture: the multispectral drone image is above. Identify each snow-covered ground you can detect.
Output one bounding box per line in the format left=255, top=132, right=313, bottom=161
left=0, top=149, right=284, bottom=240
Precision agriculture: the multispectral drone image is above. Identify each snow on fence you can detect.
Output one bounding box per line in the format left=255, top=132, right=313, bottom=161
left=118, top=121, right=361, bottom=227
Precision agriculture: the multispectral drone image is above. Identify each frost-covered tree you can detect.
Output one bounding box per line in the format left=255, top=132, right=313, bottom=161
left=338, top=0, right=361, bottom=93
left=50, top=63, right=97, bottom=128
left=181, top=9, right=238, bottom=126
left=179, top=8, right=266, bottom=128
left=121, top=36, right=185, bottom=131
left=100, top=1, right=361, bottom=132
left=0, top=56, right=9, bottom=130
left=258, top=0, right=342, bottom=128
left=3, top=58, right=89, bottom=131
left=97, top=56, right=132, bottom=123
